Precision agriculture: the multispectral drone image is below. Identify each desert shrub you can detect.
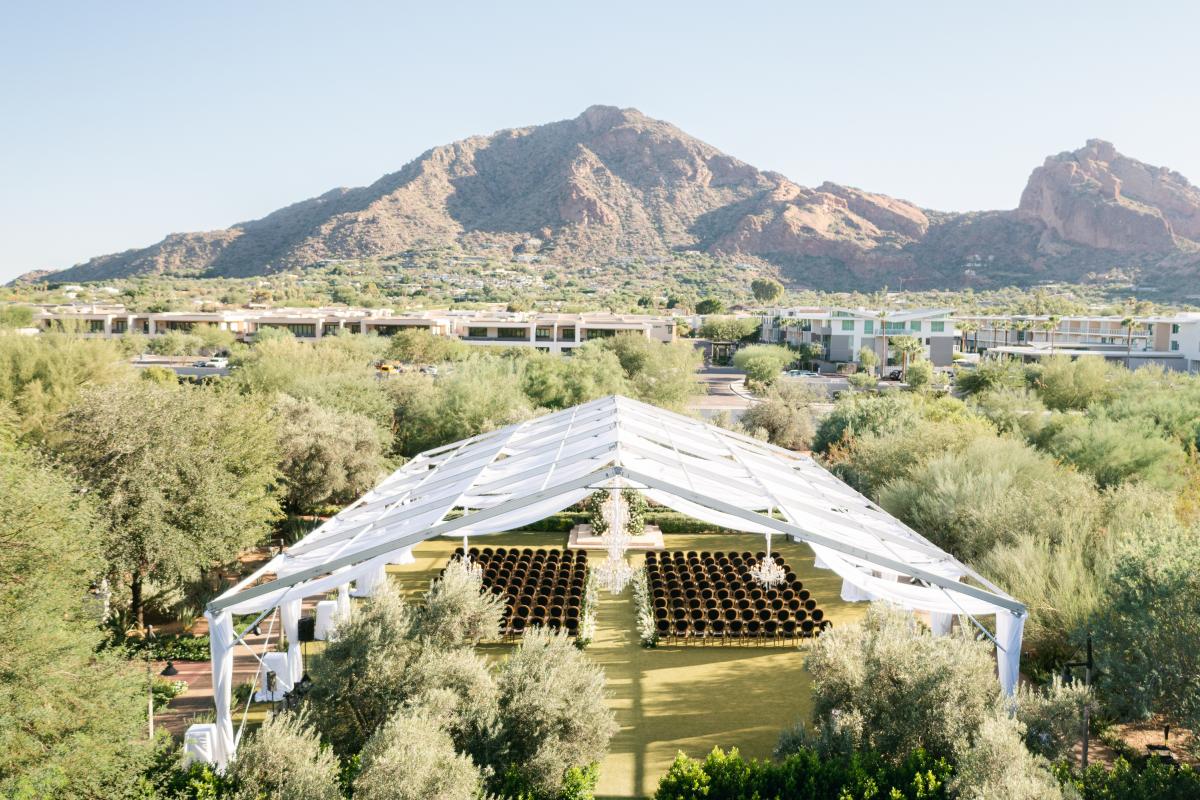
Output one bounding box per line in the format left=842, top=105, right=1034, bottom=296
left=1039, top=415, right=1186, bottom=491
left=738, top=381, right=822, bottom=450
left=594, top=335, right=702, bottom=410
left=1013, top=677, right=1092, bottom=761
left=353, top=711, right=482, bottom=800
left=970, top=387, right=1048, bottom=439
left=948, top=713, right=1063, bottom=800
left=905, top=358, right=933, bottom=390
left=955, top=358, right=1030, bottom=396
left=1031, top=356, right=1119, bottom=411
left=977, top=529, right=1111, bottom=673
left=226, top=710, right=342, bottom=800
left=825, top=414, right=995, bottom=499
left=879, top=436, right=1101, bottom=561
left=812, top=392, right=974, bottom=454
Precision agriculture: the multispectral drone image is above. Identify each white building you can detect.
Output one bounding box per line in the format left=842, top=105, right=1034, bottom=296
left=26, top=305, right=677, bottom=353
left=760, top=307, right=958, bottom=367
left=958, top=312, right=1200, bottom=372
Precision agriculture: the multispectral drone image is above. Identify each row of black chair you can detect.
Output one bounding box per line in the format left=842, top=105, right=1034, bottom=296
left=647, top=550, right=829, bottom=644
left=448, top=547, right=588, bottom=638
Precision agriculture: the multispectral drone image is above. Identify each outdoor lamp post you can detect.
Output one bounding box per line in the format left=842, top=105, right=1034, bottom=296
left=1062, top=632, right=1093, bottom=768
left=145, top=625, right=155, bottom=740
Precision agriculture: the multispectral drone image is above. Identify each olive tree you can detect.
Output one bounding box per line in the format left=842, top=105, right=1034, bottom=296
left=411, top=558, right=505, bottom=649
left=354, top=712, right=483, bottom=800
left=1094, top=520, right=1200, bottom=749
left=492, top=629, right=617, bottom=795
left=271, top=395, right=388, bottom=514
left=227, top=710, right=342, bottom=800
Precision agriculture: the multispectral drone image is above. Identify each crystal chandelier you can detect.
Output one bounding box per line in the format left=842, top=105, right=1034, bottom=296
left=459, top=535, right=482, bottom=579
left=749, top=531, right=786, bottom=588
left=596, top=488, right=634, bottom=594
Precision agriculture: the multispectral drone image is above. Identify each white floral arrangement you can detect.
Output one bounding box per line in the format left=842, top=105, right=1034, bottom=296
left=576, top=566, right=600, bottom=648
left=632, top=562, right=658, bottom=648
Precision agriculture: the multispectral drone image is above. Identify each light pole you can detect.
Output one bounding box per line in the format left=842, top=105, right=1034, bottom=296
left=146, top=624, right=180, bottom=740
left=1063, top=633, right=1093, bottom=768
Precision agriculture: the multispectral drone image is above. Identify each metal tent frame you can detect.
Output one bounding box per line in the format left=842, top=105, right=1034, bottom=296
left=199, top=395, right=1026, bottom=767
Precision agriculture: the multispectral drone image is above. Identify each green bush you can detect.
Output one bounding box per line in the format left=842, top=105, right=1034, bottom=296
left=654, top=745, right=953, bottom=800
left=121, top=633, right=212, bottom=662
left=733, top=345, right=793, bottom=386
left=1055, top=757, right=1200, bottom=800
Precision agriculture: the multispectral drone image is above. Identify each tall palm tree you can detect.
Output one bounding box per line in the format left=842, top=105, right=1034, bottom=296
left=998, top=319, right=1012, bottom=348
left=1014, top=320, right=1032, bottom=346
left=1121, top=316, right=1136, bottom=368
left=1042, top=315, right=1061, bottom=350
left=957, top=319, right=979, bottom=354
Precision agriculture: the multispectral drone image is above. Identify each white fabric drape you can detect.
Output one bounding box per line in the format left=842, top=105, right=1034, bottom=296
left=279, top=598, right=303, bottom=684
left=204, top=610, right=235, bottom=769
left=996, top=611, right=1026, bottom=695
left=930, top=611, right=954, bottom=637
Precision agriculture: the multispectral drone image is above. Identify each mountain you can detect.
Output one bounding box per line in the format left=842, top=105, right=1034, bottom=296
left=32, top=108, right=1200, bottom=290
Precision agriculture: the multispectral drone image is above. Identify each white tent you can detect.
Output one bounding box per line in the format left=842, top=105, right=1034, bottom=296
left=201, top=395, right=1025, bottom=767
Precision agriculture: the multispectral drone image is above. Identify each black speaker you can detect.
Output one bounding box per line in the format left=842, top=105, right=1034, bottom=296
left=297, top=616, right=316, bottom=642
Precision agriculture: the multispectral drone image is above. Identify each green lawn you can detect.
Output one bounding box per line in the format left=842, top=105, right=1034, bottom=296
left=388, top=530, right=867, bottom=799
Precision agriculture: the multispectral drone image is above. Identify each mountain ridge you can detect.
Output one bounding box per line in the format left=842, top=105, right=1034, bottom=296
left=29, top=107, right=1200, bottom=290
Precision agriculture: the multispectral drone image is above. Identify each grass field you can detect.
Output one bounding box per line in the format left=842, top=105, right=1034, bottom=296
left=387, top=530, right=868, bottom=799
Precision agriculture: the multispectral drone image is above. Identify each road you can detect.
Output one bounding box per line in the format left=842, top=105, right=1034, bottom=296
left=690, top=366, right=753, bottom=420
left=132, top=357, right=230, bottom=378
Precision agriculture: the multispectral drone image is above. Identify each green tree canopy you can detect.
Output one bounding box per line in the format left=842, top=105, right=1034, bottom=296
left=750, top=277, right=785, bottom=303
left=733, top=344, right=793, bottom=386
left=271, top=395, right=388, bottom=514
left=55, top=382, right=281, bottom=626
left=695, top=298, right=726, bottom=315
left=0, top=441, right=155, bottom=798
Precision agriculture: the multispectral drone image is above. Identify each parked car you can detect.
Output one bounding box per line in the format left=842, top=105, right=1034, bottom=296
left=196, top=358, right=228, bottom=368
left=786, top=369, right=820, bottom=378
left=885, top=369, right=903, bottom=381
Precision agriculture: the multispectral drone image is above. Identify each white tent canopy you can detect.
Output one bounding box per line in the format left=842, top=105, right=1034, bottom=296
left=202, top=395, right=1025, bottom=767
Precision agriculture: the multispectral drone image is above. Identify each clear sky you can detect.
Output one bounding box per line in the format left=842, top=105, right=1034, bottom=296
left=2, top=1, right=1198, bottom=281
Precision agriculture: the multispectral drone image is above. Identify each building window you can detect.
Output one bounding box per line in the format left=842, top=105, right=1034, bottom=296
left=263, top=322, right=315, bottom=337
left=467, top=327, right=488, bottom=338
left=497, top=327, right=527, bottom=339
left=885, top=322, right=905, bottom=334
left=909, top=321, right=922, bottom=332
left=535, top=326, right=553, bottom=341
left=1171, top=340, right=1180, bottom=351
left=863, top=320, right=874, bottom=334
left=841, top=320, right=855, bottom=331
left=1172, top=324, right=1181, bottom=334
left=585, top=328, right=616, bottom=339
left=111, top=319, right=128, bottom=334
left=559, top=327, right=575, bottom=341
left=930, top=321, right=944, bottom=333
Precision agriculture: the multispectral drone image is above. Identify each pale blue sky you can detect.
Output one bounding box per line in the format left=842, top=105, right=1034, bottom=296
left=2, top=1, right=1198, bottom=281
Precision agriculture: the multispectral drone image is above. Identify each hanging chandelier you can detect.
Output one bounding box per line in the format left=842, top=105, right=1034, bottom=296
left=749, top=531, right=787, bottom=588
left=596, top=488, right=635, bottom=594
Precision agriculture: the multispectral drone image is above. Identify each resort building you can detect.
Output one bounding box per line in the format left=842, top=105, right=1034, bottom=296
left=26, top=305, right=676, bottom=353
left=759, top=307, right=958, bottom=367
left=957, top=312, right=1200, bottom=372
